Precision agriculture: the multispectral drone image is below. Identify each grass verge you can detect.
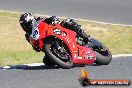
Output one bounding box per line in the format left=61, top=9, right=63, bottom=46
left=0, top=12, right=132, bottom=66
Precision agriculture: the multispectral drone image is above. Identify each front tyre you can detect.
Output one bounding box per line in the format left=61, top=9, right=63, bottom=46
left=43, top=38, right=73, bottom=69
left=43, top=55, right=56, bottom=66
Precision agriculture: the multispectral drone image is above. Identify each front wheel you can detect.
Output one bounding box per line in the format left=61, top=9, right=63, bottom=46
left=43, top=55, right=56, bottom=66
left=43, top=37, right=73, bottom=69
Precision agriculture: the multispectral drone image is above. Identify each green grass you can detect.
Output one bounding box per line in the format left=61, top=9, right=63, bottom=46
left=0, top=11, right=132, bottom=66
left=0, top=50, right=44, bottom=66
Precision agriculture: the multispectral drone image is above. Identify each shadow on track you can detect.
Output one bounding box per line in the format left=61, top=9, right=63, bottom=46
left=0, top=64, right=60, bottom=70
left=0, top=63, right=100, bottom=70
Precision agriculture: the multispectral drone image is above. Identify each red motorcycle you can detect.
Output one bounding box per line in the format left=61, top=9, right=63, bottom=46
left=28, top=20, right=112, bottom=69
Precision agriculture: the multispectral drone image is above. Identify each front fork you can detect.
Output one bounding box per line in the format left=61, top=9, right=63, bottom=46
left=52, top=40, right=65, bottom=53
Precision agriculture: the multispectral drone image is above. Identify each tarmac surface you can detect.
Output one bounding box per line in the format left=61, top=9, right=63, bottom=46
left=0, top=56, right=131, bottom=88
left=0, top=0, right=132, bottom=25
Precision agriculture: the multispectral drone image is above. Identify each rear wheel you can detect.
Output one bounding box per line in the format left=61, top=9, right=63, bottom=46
left=95, top=46, right=112, bottom=65
left=89, top=38, right=112, bottom=65
left=43, top=37, right=73, bottom=69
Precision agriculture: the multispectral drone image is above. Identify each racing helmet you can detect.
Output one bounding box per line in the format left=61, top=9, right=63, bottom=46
left=19, top=13, right=35, bottom=34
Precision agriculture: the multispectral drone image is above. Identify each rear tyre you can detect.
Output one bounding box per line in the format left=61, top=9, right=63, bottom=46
left=95, top=46, right=112, bottom=65
left=89, top=38, right=112, bottom=65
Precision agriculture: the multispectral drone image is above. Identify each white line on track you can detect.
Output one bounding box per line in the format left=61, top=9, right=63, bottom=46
left=112, top=54, right=132, bottom=58
left=1, top=54, right=132, bottom=69
left=1, top=10, right=132, bottom=27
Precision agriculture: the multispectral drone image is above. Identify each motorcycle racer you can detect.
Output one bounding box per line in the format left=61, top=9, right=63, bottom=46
left=19, top=13, right=112, bottom=68
left=19, top=13, right=91, bottom=52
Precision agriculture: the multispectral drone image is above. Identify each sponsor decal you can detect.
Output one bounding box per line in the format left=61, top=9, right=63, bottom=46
left=65, top=36, right=75, bottom=48
left=53, top=28, right=62, bottom=35
left=84, top=51, right=95, bottom=60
